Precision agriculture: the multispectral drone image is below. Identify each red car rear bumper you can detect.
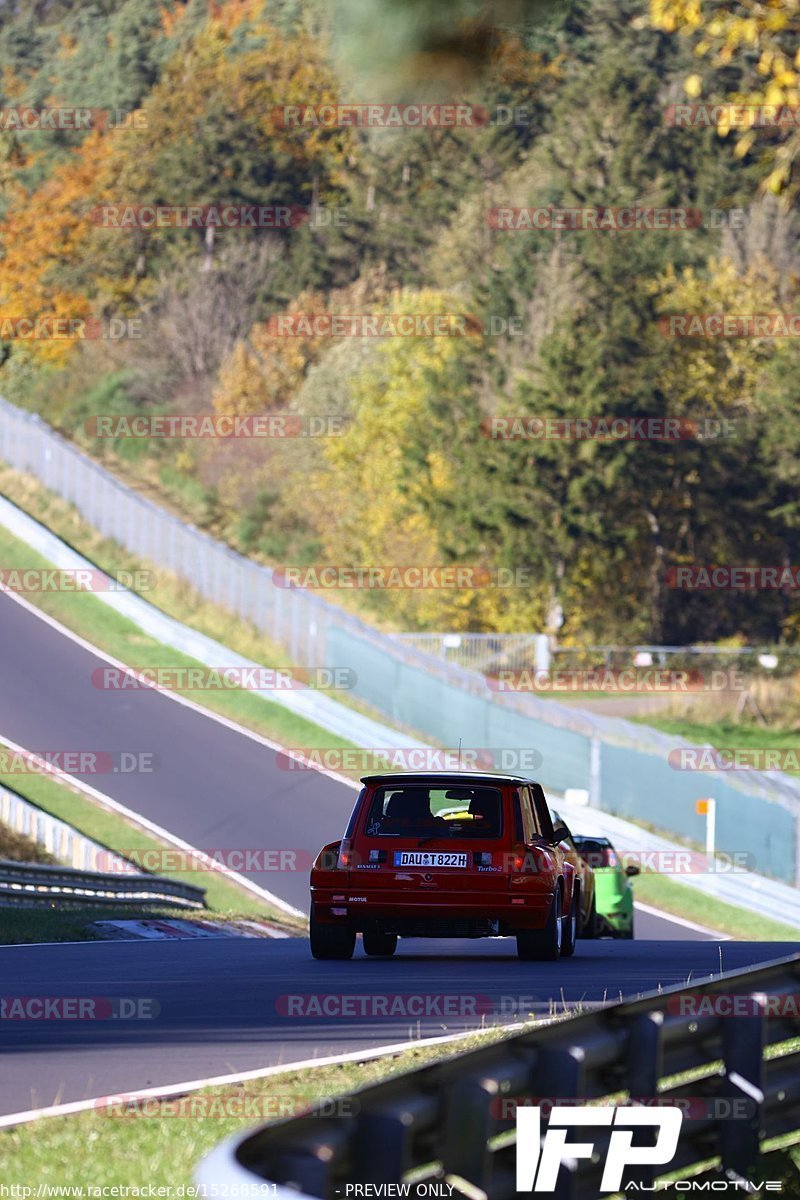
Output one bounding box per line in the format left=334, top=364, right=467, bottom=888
left=311, top=885, right=555, bottom=932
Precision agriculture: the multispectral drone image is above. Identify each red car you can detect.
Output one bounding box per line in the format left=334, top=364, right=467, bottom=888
left=309, top=771, right=581, bottom=962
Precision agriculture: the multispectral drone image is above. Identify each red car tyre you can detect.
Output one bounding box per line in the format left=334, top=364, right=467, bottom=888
left=310, top=907, right=356, bottom=960
left=517, top=888, right=562, bottom=961
left=362, top=929, right=398, bottom=957
left=560, top=885, right=579, bottom=957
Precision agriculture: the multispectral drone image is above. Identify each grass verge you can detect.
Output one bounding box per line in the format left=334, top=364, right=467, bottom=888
left=632, top=714, right=800, bottom=772
left=634, top=871, right=800, bottom=940
left=0, top=904, right=238, bottom=946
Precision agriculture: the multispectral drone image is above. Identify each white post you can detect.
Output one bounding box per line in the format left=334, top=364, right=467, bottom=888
left=705, top=797, right=716, bottom=858
left=697, top=797, right=716, bottom=860
left=589, top=737, right=601, bottom=808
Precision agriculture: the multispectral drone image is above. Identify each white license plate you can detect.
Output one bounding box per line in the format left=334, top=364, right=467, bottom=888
left=393, top=851, right=468, bottom=868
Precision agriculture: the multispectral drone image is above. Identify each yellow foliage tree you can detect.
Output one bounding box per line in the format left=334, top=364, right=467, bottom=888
left=285, top=289, right=505, bottom=630
left=0, top=133, right=115, bottom=364
left=649, top=0, right=800, bottom=198
left=213, top=292, right=329, bottom=416
left=0, top=4, right=351, bottom=365
left=649, top=255, right=785, bottom=416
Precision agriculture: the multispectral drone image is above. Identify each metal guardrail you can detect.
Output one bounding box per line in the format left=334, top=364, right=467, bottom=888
left=0, top=859, right=206, bottom=909
left=198, top=954, right=800, bottom=1198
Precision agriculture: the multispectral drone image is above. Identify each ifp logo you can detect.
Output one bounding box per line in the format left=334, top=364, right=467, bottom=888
left=516, top=1105, right=683, bottom=1192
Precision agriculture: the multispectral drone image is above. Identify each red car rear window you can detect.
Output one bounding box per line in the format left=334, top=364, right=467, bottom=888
left=363, top=785, right=504, bottom=840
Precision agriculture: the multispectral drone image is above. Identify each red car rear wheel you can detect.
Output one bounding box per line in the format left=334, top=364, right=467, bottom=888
left=310, top=909, right=356, bottom=960
left=517, top=888, right=562, bottom=961
left=560, top=886, right=578, bottom=957
left=362, top=929, right=398, bottom=957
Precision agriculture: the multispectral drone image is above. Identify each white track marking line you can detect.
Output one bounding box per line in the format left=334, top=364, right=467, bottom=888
left=0, top=1024, right=524, bottom=1130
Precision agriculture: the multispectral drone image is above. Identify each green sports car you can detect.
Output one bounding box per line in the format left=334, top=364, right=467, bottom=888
left=571, top=835, right=639, bottom=939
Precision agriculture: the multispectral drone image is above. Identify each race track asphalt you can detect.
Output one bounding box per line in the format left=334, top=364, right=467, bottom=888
left=1, top=935, right=795, bottom=1119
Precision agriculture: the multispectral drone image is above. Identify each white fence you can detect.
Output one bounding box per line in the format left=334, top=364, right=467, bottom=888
left=0, top=780, right=137, bottom=873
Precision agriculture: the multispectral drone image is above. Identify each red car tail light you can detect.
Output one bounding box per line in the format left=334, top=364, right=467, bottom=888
left=510, top=844, right=527, bottom=872
left=336, top=838, right=353, bottom=869
left=510, top=843, right=551, bottom=874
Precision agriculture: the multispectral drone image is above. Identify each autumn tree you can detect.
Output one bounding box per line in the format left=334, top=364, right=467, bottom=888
left=649, top=0, right=800, bottom=200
